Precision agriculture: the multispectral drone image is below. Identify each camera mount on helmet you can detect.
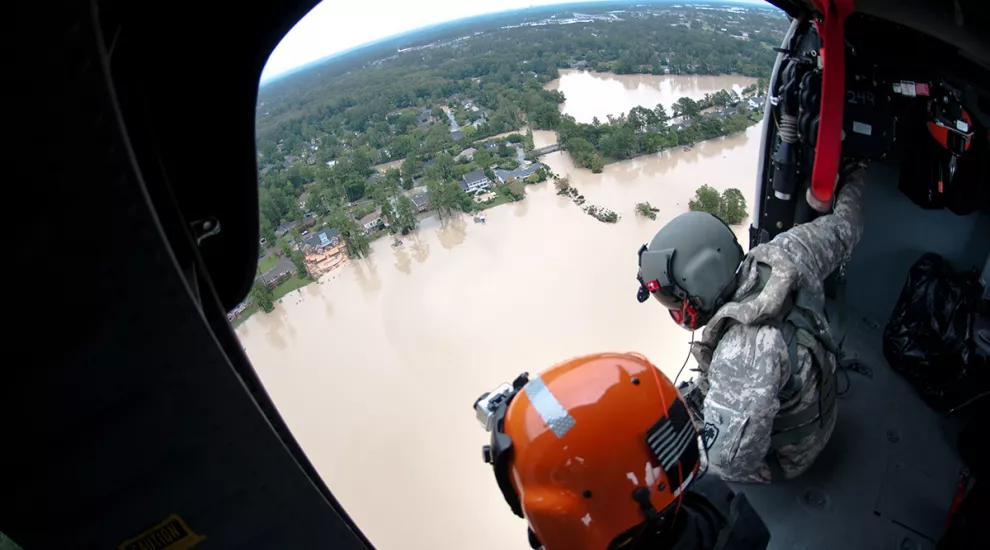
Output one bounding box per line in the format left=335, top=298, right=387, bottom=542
left=474, top=373, right=530, bottom=517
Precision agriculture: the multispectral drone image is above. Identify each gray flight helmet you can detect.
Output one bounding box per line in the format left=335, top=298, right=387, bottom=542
left=639, top=211, right=744, bottom=314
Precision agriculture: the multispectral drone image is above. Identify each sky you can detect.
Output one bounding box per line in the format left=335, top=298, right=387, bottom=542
left=260, top=0, right=770, bottom=82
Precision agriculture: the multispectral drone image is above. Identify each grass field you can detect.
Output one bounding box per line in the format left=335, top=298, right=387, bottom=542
left=257, top=253, right=279, bottom=273
left=272, top=275, right=311, bottom=300
left=475, top=194, right=513, bottom=211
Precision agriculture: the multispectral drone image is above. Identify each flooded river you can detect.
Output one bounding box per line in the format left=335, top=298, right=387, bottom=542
left=546, top=69, right=756, bottom=123
left=238, top=73, right=760, bottom=550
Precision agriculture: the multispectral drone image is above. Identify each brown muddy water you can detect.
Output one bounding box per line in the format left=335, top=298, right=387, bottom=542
left=239, top=75, right=762, bottom=550
left=546, top=70, right=757, bottom=124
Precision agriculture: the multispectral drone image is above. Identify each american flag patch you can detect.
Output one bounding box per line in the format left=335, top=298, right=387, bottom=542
left=645, top=398, right=699, bottom=493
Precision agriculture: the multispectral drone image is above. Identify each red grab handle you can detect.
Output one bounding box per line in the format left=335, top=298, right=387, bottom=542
left=809, top=0, right=855, bottom=211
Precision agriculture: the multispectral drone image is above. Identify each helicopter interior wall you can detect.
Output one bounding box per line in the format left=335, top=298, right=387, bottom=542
left=843, top=161, right=990, bottom=325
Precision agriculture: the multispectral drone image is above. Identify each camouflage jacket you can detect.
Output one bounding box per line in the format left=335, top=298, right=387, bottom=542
left=691, top=171, right=866, bottom=482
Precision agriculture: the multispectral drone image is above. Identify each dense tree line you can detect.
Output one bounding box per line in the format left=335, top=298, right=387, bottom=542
left=557, top=90, right=761, bottom=171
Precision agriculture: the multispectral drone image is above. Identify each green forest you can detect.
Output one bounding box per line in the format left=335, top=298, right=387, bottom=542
left=252, top=4, right=787, bottom=244
left=556, top=88, right=763, bottom=172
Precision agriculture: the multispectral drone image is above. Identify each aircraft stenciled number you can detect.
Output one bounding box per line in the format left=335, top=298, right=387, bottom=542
left=846, top=89, right=875, bottom=107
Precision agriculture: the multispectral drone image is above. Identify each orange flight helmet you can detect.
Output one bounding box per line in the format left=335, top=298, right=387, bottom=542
left=476, top=353, right=701, bottom=550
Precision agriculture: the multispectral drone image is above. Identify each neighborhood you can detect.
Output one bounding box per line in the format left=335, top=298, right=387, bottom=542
left=231, top=129, right=551, bottom=324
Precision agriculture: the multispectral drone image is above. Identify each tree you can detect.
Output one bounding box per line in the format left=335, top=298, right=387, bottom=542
left=394, top=195, right=419, bottom=234
left=344, top=173, right=366, bottom=202
left=719, top=188, right=748, bottom=224
left=629, top=106, right=658, bottom=130
left=654, top=103, right=670, bottom=125
left=497, top=142, right=514, bottom=158
left=373, top=187, right=398, bottom=230
left=523, top=128, right=535, bottom=152
left=281, top=243, right=308, bottom=277
left=250, top=280, right=275, bottom=313
left=499, top=178, right=526, bottom=202
left=672, top=97, right=701, bottom=118
left=385, top=167, right=402, bottom=189
left=642, top=131, right=662, bottom=154
left=260, top=216, right=276, bottom=246
left=636, top=201, right=660, bottom=220
left=473, top=148, right=493, bottom=170
left=401, top=156, right=420, bottom=188
left=587, top=154, right=605, bottom=173
left=601, top=126, right=636, bottom=159
left=614, top=54, right=637, bottom=74
left=435, top=152, right=456, bottom=180
left=563, top=137, right=605, bottom=172
left=427, top=178, right=455, bottom=221
left=688, top=184, right=722, bottom=216
left=687, top=186, right=748, bottom=224
left=328, top=208, right=371, bottom=258
left=308, top=183, right=339, bottom=215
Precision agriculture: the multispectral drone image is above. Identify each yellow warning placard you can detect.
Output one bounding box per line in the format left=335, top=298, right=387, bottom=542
left=118, top=514, right=205, bottom=550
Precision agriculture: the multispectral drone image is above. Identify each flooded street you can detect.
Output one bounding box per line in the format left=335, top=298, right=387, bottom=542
left=238, top=74, right=761, bottom=550
left=546, top=69, right=756, bottom=123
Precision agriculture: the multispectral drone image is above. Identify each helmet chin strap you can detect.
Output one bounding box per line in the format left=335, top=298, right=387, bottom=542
left=670, top=298, right=707, bottom=330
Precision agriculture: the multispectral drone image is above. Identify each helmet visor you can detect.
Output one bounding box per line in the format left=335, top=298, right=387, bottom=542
left=651, top=284, right=683, bottom=310
left=639, top=247, right=683, bottom=310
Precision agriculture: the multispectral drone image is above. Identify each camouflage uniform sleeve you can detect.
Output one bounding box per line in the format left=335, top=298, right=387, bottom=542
left=702, top=323, right=789, bottom=483
left=767, top=169, right=866, bottom=282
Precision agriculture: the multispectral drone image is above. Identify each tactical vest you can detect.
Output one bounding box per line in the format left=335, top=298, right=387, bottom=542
left=730, top=263, right=839, bottom=467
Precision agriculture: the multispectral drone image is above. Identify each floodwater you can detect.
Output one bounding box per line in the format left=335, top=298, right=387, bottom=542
left=532, top=129, right=557, bottom=149
left=239, top=76, right=762, bottom=550
left=546, top=69, right=757, bottom=123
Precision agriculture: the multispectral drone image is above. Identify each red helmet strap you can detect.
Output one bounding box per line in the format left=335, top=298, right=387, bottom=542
left=669, top=299, right=700, bottom=330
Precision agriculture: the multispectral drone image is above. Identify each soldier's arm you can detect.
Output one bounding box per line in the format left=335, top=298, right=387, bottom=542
left=768, top=169, right=866, bottom=282
left=702, top=324, right=790, bottom=483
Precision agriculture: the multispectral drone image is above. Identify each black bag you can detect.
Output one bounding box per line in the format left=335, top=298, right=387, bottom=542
left=882, top=253, right=989, bottom=413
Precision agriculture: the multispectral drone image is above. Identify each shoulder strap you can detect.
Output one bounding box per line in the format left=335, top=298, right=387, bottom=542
left=768, top=287, right=840, bottom=450
left=736, top=263, right=773, bottom=304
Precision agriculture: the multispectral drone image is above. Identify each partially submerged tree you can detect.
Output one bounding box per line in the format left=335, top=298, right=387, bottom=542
left=689, top=185, right=722, bottom=215
left=328, top=207, right=371, bottom=258
left=394, top=195, right=419, bottom=234
left=719, top=188, right=748, bottom=224
left=635, top=201, right=660, bottom=220
left=688, top=185, right=748, bottom=224
left=250, top=280, right=275, bottom=313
